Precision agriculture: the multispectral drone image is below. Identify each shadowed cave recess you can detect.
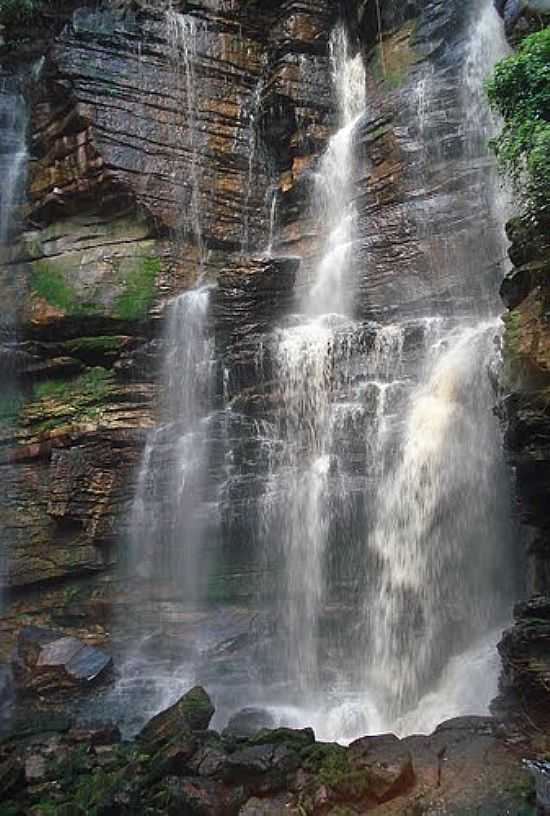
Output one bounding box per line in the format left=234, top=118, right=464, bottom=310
left=1, top=0, right=547, bottom=759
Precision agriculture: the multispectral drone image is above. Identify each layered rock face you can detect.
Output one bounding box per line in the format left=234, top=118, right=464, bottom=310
left=0, top=0, right=338, bottom=596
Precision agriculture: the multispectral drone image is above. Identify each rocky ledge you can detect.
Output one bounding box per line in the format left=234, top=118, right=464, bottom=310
left=497, top=213, right=550, bottom=729
left=0, top=686, right=541, bottom=815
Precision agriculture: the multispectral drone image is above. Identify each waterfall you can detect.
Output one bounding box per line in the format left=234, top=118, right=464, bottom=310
left=99, top=0, right=517, bottom=742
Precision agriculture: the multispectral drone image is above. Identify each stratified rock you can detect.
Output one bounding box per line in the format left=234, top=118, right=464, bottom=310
left=139, top=686, right=215, bottom=749
left=223, top=708, right=276, bottom=740
left=12, top=626, right=113, bottom=695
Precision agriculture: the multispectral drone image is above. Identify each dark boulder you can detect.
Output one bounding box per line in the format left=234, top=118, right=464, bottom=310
left=348, top=733, right=416, bottom=803
left=224, top=742, right=301, bottom=795
left=12, top=626, right=113, bottom=696
left=223, top=707, right=276, bottom=740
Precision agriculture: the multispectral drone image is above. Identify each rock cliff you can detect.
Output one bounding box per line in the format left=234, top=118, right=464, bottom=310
left=0, top=0, right=549, bottom=744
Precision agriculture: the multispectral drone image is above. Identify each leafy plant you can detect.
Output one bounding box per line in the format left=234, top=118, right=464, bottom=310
left=486, top=27, right=550, bottom=217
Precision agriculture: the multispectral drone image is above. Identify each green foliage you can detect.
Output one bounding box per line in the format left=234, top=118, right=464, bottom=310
left=486, top=27, right=550, bottom=216
left=114, top=256, right=159, bottom=321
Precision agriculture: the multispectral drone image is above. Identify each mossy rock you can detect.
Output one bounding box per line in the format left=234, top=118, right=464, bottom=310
left=139, top=686, right=215, bottom=750
left=370, top=20, right=417, bottom=89
left=249, top=726, right=315, bottom=750
left=301, top=743, right=371, bottom=802
left=21, top=367, right=116, bottom=433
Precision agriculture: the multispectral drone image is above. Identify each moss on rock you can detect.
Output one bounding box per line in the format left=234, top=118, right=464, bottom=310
left=114, top=256, right=160, bottom=321
left=22, top=367, right=116, bottom=432
left=370, top=20, right=416, bottom=89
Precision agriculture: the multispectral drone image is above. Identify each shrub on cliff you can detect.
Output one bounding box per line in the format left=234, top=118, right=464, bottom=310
left=0, top=0, right=38, bottom=24
left=486, top=26, right=550, bottom=217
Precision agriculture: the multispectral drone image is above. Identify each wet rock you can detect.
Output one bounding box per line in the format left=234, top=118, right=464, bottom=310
left=67, top=722, right=121, bottom=746
left=25, top=754, right=46, bottom=783
left=223, top=707, right=276, bottom=740
left=139, top=686, right=215, bottom=749
left=348, top=733, right=416, bottom=802
left=12, top=626, right=113, bottom=695
left=0, top=755, right=24, bottom=798
left=239, top=794, right=297, bottom=815
left=1, top=710, right=73, bottom=743
left=164, top=775, right=240, bottom=816
left=0, top=664, right=12, bottom=708
left=188, top=744, right=228, bottom=778
left=225, top=742, right=300, bottom=794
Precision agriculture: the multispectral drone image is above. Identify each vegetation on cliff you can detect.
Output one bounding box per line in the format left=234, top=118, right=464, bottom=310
left=486, top=26, right=550, bottom=217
